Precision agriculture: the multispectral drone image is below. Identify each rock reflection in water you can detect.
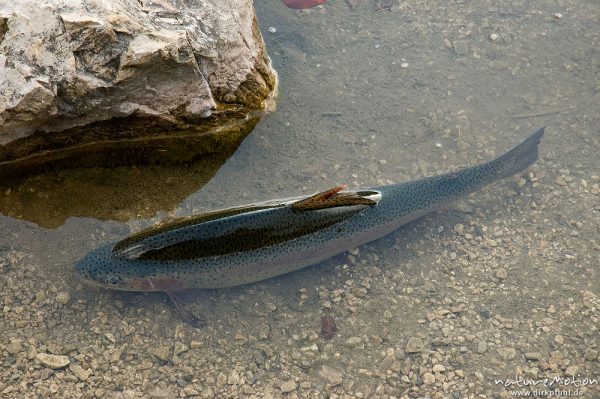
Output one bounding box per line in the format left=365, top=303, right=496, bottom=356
left=0, top=125, right=256, bottom=228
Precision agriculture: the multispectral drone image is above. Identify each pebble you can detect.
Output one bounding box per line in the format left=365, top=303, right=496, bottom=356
left=453, top=223, right=465, bottom=233
left=149, top=388, right=176, bottom=399
left=5, top=339, right=22, bottom=354
left=55, top=291, right=71, bottom=305
left=182, top=387, right=199, bottom=396
left=477, top=341, right=488, bottom=354
left=584, top=349, right=598, bottom=361
left=565, top=365, right=579, bottom=377
left=280, top=380, right=297, bottom=393
left=495, top=268, right=508, bottom=280
left=151, top=346, right=172, bottom=363
left=321, top=315, right=337, bottom=340
left=318, top=365, right=343, bottom=386
left=432, top=364, right=445, bottom=373
left=422, top=372, right=435, bottom=385
left=405, top=337, right=424, bottom=353
left=498, top=348, right=516, bottom=360
left=69, top=363, right=91, bottom=381
left=345, top=336, right=362, bottom=347
left=190, top=341, right=202, bottom=349
left=474, top=371, right=484, bottom=382
left=174, top=342, right=189, bottom=356
left=227, top=370, right=240, bottom=385
left=554, top=335, right=564, bottom=345
left=36, top=353, right=70, bottom=369
left=555, top=176, right=568, bottom=186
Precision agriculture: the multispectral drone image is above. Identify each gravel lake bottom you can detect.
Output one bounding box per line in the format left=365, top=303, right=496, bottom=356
left=1, top=0, right=599, bottom=398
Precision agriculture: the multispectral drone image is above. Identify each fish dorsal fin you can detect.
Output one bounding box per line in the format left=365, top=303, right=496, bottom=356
left=291, top=185, right=380, bottom=211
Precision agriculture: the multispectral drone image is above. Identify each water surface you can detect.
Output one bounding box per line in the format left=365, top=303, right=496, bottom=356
left=1, top=1, right=598, bottom=397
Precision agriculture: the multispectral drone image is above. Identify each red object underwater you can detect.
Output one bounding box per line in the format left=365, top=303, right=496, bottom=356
left=281, top=0, right=327, bottom=9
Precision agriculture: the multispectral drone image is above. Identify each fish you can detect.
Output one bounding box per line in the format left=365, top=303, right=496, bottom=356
left=281, top=0, right=327, bottom=9
left=76, top=127, right=544, bottom=292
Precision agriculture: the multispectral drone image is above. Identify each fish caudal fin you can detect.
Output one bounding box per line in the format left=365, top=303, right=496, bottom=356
left=491, top=127, right=545, bottom=180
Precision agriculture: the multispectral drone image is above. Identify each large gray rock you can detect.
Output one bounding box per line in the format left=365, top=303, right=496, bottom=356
left=0, top=0, right=276, bottom=175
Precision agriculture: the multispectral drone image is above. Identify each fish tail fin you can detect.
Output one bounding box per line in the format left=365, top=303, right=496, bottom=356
left=490, top=127, right=545, bottom=180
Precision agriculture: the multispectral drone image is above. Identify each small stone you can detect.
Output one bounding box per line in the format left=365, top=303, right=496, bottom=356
left=35, top=291, right=47, bottom=303
left=453, top=223, right=465, bottom=233
left=584, top=349, right=598, bottom=361
left=453, top=40, right=469, bottom=56
left=554, top=335, right=564, bottom=345
left=422, top=372, right=435, bottom=385
left=216, top=373, right=227, bottom=386
left=321, top=315, right=337, bottom=340
left=489, top=33, right=499, bottom=41
left=190, top=341, right=202, bottom=349
left=149, top=388, right=176, bottom=399
left=565, top=365, right=579, bottom=377
left=479, top=309, right=492, bottom=319
left=55, top=291, right=71, bottom=305
left=318, top=365, right=343, bottom=386
left=27, top=344, right=37, bottom=360
left=280, top=380, right=297, bottom=393
left=268, top=26, right=276, bottom=34
left=477, top=341, right=488, bottom=354
left=181, top=387, right=198, bottom=396
left=487, top=238, right=498, bottom=247
left=495, top=268, right=508, bottom=280
left=227, top=370, right=240, bottom=385
left=405, top=337, right=424, bottom=353
left=174, top=342, right=189, bottom=356
left=69, top=363, right=91, bottom=381
left=150, top=346, right=172, bottom=363
left=36, top=353, right=70, bottom=369
left=383, top=310, right=392, bottom=319
left=498, top=347, right=516, bottom=360
left=555, top=176, right=568, bottom=186
left=6, top=339, right=22, bottom=354
left=432, top=364, right=445, bottom=373
left=345, top=336, right=362, bottom=347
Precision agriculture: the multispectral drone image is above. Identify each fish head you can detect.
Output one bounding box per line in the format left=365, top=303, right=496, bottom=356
left=75, top=242, right=189, bottom=292
left=75, top=242, right=132, bottom=290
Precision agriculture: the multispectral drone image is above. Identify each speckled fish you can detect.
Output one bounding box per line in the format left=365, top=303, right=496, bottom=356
left=76, top=128, right=544, bottom=291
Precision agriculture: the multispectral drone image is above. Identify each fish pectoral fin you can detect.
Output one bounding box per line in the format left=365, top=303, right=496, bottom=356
left=291, top=186, right=381, bottom=211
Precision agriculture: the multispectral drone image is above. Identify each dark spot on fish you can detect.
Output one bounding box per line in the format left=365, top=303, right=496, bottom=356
left=321, top=314, right=337, bottom=340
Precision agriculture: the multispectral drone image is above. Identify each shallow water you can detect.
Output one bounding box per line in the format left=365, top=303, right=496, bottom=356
left=1, top=1, right=599, bottom=398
